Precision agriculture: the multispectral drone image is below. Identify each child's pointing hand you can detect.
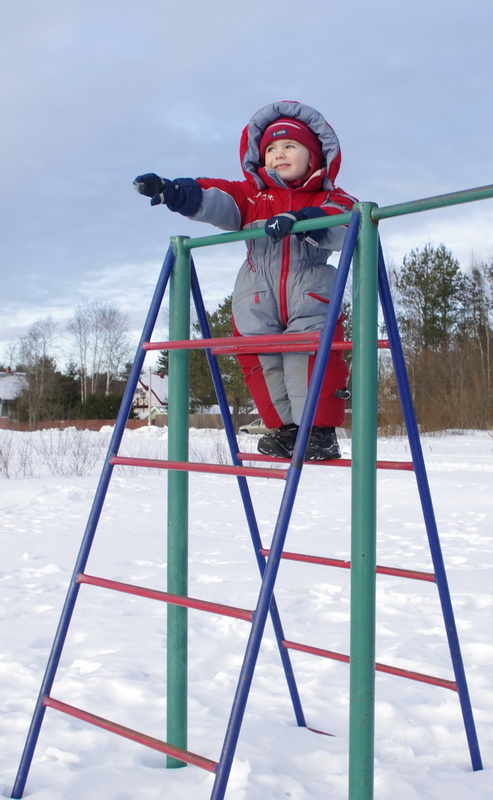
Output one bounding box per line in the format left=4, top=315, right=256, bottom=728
left=133, top=174, right=202, bottom=215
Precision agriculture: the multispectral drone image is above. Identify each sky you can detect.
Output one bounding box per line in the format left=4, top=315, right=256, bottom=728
left=2, top=0, right=493, bottom=369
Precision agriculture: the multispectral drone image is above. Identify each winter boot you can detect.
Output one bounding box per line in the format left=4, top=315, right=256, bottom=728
left=304, top=426, right=341, bottom=461
left=257, top=424, right=299, bottom=458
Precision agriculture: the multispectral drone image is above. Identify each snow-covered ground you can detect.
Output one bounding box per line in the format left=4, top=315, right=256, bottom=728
left=1, top=426, right=492, bottom=800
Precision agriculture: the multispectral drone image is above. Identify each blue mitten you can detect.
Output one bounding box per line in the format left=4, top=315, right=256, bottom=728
left=264, top=213, right=299, bottom=242
left=264, top=208, right=328, bottom=244
left=293, top=207, right=328, bottom=245
left=133, top=173, right=202, bottom=215
left=133, top=173, right=169, bottom=199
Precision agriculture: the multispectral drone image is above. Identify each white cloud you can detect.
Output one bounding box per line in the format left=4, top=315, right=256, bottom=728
left=2, top=0, right=493, bottom=365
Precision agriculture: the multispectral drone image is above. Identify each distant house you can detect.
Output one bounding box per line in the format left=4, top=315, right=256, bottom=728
left=0, top=370, right=28, bottom=417
left=132, top=373, right=168, bottom=419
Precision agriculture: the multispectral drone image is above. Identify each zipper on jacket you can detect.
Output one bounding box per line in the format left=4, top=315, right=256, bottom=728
left=279, top=192, right=294, bottom=327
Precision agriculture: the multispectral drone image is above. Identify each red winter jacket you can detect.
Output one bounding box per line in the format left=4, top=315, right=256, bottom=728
left=188, top=101, right=356, bottom=331
left=185, top=101, right=356, bottom=428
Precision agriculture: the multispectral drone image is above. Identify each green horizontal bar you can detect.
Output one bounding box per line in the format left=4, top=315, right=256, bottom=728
left=183, top=183, right=493, bottom=250
left=372, top=184, right=493, bottom=221
left=184, top=211, right=353, bottom=250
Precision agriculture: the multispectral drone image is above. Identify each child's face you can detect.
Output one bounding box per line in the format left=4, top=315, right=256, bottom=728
left=264, top=139, right=312, bottom=182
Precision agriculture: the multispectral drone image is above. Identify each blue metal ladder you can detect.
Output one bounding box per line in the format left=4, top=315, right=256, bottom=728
left=11, top=211, right=482, bottom=800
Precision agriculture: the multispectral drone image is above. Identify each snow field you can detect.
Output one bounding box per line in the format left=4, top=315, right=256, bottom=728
left=1, top=427, right=492, bottom=799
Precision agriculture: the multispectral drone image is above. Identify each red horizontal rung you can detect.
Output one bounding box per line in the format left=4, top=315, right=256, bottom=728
left=374, top=660, right=457, bottom=690
left=213, top=342, right=324, bottom=355
left=210, top=341, right=389, bottom=356
left=111, top=455, right=287, bottom=480
left=260, top=549, right=435, bottom=582
left=282, top=641, right=457, bottom=691
left=144, top=332, right=320, bottom=351
left=373, top=563, right=435, bottom=582
left=77, top=574, right=254, bottom=621
left=144, top=334, right=390, bottom=354
left=284, top=640, right=349, bottom=664
left=44, top=697, right=218, bottom=772
left=237, top=453, right=414, bottom=471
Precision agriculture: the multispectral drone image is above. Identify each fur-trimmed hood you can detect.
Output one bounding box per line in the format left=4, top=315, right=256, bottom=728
left=240, top=101, right=342, bottom=191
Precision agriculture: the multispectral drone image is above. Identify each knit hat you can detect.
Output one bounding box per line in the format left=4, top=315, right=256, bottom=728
left=259, top=117, right=323, bottom=171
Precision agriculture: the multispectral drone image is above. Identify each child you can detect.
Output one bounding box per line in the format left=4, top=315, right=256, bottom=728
left=134, top=101, right=356, bottom=460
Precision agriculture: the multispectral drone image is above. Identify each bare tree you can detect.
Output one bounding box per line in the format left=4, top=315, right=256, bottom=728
left=17, top=317, right=59, bottom=427
left=100, top=304, right=132, bottom=394
left=2, top=340, right=18, bottom=371
left=66, top=301, right=132, bottom=400
left=459, top=259, right=493, bottom=425
left=66, top=305, right=91, bottom=402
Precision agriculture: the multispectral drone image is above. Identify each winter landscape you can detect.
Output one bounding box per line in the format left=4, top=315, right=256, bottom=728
left=1, top=425, right=492, bottom=800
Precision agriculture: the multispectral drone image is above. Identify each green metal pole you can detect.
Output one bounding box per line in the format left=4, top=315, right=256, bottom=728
left=372, top=182, right=493, bottom=221
left=349, top=203, right=379, bottom=799
left=166, top=236, right=191, bottom=767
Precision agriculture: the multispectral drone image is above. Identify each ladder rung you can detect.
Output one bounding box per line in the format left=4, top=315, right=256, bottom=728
left=260, top=549, right=436, bottom=582
left=145, top=332, right=320, bottom=351
left=110, top=455, right=287, bottom=480
left=210, top=341, right=382, bottom=356
left=43, top=697, right=218, bottom=772
left=212, top=342, right=323, bottom=355
left=143, top=334, right=390, bottom=354
left=77, top=574, right=254, bottom=621
left=211, top=342, right=390, bottom=356
left=282, top=641, right=458, bottom=691
left=238, top=453, right=414, bottom=471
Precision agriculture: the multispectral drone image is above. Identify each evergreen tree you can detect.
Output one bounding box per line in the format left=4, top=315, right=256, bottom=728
left=393, top=244, right=463, bottom=354
left=391, top=245, right=493, bottom=430
left=205, top=295, right=253, bottom=425
left=76, top=392, right=136, bottom=420
left=158, top=294, right=254, bottom=422
left=155, top=350, right=168, bottom=376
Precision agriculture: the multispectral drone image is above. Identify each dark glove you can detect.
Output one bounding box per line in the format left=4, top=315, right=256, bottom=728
left=133, top=173, right=168, bottom=199
left=133, top=173, right=202, bottom=216
left=264, top=207, right=328, bottom=244
left=264, top=213, right=299, bottom=242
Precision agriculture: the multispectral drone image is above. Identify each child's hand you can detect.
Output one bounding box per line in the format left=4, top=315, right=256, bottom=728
left=133, top=175, right=202, bottom=215
left=264, top=213, right=299, bottom=242
left=265, top=208, right=328, bottom=245
left=133, top=173, right=171, bottom=204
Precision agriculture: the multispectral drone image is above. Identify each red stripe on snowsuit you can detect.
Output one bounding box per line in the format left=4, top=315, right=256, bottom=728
left=232, top=317, right=349, bottom=429
left=192, top=103, right=355, bottom=430
left=280, top=237, right=291, bottom=327
left=307, top=316, right=349, bottom=427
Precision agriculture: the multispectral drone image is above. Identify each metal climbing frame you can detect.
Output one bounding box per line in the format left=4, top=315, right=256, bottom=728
left=12, top=184, right=493, bottom=800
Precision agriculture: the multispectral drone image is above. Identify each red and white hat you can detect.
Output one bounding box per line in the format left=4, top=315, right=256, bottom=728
left=259, top=117, right=323, bottom=171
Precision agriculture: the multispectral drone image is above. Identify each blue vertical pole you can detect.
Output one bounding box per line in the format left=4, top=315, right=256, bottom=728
left=11, top=246, right=176, bottom=799
left=377, top=240, right=482, bottom=771
left=210, top=212, right=360, bottom=800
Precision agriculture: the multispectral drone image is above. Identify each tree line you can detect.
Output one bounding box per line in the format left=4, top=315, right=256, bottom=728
left=156, top=294, right=253, bottom=430
left=386, top=244, right=493, bottom=431
left=3, top=245, right=493, bottom=431
left=3, top=302, right=134, bottom=426
left=156, top=244, right=493, bottom=432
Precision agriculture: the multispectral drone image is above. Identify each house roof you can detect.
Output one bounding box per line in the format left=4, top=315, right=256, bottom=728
left=0, top=372, right=28, bottom=401
left=136, top=374, right=168, bottom=404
